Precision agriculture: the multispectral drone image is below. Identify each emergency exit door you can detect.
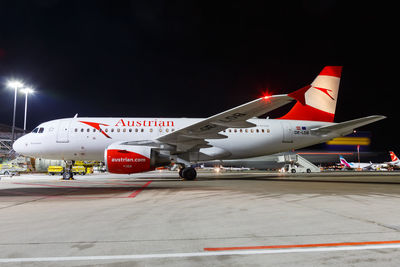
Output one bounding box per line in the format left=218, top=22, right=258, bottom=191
left=281, top=122, right=293, bottom=143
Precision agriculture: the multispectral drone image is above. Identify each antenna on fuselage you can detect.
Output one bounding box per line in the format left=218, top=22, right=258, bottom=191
left=73, top=113, right=78, bottom=118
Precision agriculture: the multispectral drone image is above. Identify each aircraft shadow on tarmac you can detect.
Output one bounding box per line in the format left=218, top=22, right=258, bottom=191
left=2, top=174, right=400, bottom=197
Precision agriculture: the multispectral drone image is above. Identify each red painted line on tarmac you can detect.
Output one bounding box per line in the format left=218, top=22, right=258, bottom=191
left=204, top=240, right=400, bottom=251
left=127, top=180, right=153, bottom=198
left=9, top=181, right=153, bottom=200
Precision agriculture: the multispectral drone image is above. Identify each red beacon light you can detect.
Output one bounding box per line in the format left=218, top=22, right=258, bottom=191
left=261, top=92, right=272, bottom=101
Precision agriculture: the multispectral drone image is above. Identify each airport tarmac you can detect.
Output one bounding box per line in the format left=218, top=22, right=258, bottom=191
left=1, top=171, right=400, bottom=266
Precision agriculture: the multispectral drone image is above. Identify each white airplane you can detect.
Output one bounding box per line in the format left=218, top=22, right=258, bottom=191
left=386, top=151, right=400, bottom=168
left=339, top=155, right=376, bottom=170
left=339, top=155, right=387, bottom=171
left=13, top=66, right=385, bottom=180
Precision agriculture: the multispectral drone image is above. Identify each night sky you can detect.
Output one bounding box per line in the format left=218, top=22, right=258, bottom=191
left=0, top=1, right=397, bottom=151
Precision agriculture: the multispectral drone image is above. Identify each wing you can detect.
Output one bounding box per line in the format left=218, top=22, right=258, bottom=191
left=311, top=115, right=386, bottom=139
left=157, top=94, right=293, bottom=152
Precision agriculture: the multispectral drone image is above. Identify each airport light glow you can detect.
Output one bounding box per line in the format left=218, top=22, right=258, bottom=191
left=7, top=80, right=24, bottom=89
left=20, top=87, right=34, bottom=94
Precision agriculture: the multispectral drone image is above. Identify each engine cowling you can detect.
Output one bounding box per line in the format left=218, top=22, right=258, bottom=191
left=105, top=144, right=170, bottom=174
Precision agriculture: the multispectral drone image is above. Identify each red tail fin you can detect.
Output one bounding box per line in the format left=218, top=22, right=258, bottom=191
left=390, top=151, right=398, bottom=162
left=280, top=66, right=342, bottom=122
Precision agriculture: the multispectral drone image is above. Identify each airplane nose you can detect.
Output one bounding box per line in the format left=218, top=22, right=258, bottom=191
left=12, top=137, right=24, bottom=154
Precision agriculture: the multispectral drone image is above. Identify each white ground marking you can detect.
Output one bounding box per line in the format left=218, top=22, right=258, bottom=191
left=1, top=244, right=400, bottom=263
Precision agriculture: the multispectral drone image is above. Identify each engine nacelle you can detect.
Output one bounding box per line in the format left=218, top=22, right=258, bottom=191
left=105, top=144, right=170, bottom=174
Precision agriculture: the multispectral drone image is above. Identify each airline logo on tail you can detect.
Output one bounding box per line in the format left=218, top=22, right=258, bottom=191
left=313, top=87, right=335, bottom=100
left=340, top=156, right=352, bottom=168
left=390, top=151, right=399, bottom=162
left=280, top=66, right=342, bottom=122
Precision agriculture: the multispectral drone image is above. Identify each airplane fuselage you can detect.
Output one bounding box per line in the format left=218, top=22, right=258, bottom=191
left=14, top=117, right=333, bottom=162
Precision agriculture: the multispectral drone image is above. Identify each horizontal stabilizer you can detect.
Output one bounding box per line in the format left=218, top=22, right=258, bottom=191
left=311, top=115, right=386, bottom=138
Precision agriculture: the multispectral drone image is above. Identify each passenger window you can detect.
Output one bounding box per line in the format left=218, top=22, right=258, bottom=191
left=256, top=129, right=259, bottom=133
left=38, top=128, right=44, bottom=133
left=159, top=128, right=162, bottom=132
left=129, top=128, right=132, bottom=133
left=261, top=129, right=265, bottom=133
left=250, top=129, right=254, bottom=133
left=149, top=128, right=153, bottom=133
left=245, top=129, right=248, bottom=133
left=93, top=129, right=96, bottom=132
left=123, top=128, right=126, bottom=133
left=105, top=128, right=108, bottom=132
left=229, top=129, right=232, bottom=133
left=166, top=128, right=169, bottom=133
left=111, top=129, right=114, bottom=132
left=81, top=128, right=84, bottom=132
left=267, top=129, right=270, bottom=133
left=75, top=128, right=78, bottom=132
left=135, top=128, right=138, bottom=132
left=234, top=129, right=237, bottom=133
left=87, top=129, right=90, bottom=132
left=171, top=129, right=175, bottom=132
left=141, top=129, right=144, bottom=132
left=117, top=128, right=120, bottom=133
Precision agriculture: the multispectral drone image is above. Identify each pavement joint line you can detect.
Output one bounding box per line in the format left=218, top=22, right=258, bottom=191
left=1, top=244, right=400, bottom=262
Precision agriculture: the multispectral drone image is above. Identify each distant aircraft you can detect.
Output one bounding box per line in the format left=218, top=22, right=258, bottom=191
left=339, top=155, right=383, bottom=171
left=386, top=151, right=400, bottom=168
left=13, top=66, right=385, bottom=180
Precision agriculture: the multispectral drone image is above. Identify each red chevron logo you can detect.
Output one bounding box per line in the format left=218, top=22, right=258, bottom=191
left=314, top=87, right=335, bottom=100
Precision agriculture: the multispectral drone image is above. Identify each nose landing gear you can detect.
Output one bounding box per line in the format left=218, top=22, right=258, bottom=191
left=62, top=160, right=75, bottom=180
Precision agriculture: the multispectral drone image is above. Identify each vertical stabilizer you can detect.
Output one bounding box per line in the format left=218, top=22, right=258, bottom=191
left=339, top=155, right=352, bottom=168
left=280, top=66, right=342, bottom=122
left=390, top=151, right=399, bottom=162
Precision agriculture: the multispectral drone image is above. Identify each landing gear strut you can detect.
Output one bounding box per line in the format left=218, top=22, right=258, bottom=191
left=62, top=160, right=75, bottom=180
left=179, top=167, right=197, bottom=180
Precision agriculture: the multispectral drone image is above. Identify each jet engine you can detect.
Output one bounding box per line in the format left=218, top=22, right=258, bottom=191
left=105, top=144, right=170, bottom=174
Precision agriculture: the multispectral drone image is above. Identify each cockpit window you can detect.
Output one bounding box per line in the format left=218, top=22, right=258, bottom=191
left=38, top=127, right=44, bottom=133
left=32, top=128, right=39, bottom=133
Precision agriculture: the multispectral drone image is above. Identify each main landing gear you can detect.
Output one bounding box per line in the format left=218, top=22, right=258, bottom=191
left=179, top=167, right=197, bottom=180
left=62, top=160, right=75, bottom=180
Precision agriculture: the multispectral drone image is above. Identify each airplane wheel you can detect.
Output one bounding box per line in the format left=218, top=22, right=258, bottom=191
left=62, top=171, right=74, bottom=180
left=291, top=169, right=296, bottom=173
left=306, top=169, right=311, bottom=173
left=181, top=167, right=197, bottom=180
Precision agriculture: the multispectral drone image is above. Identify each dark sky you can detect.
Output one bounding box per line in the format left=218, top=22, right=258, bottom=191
left=0, top=1, right=397, bottom=151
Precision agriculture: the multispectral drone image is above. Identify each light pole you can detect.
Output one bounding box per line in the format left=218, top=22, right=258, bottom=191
left=20, top=87, right=34, bottom=133
left=7, top=80, right=24, bottom=143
